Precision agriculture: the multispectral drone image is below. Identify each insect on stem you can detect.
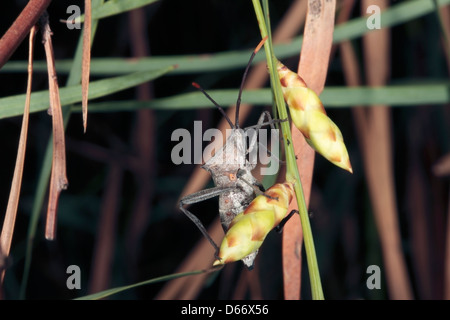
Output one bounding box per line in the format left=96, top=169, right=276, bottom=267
left=182, top=37, right=275, bottom=269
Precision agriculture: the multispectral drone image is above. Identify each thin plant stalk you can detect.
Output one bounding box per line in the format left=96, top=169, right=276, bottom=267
left=77, top=269, right=216, bottom=300
left=82, top=0, right=92, bottom=132
left=252, top=0, right=324, bottom=300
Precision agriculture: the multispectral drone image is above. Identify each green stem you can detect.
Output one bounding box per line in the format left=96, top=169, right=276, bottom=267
left=252, top=0, right=324, bottom=300
left=75, top=269, right=212, bottom=300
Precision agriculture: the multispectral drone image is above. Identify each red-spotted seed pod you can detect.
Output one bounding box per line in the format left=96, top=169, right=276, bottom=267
left=277, top=61, right=353, bottom=173
left=213, top=182, right=295, bottom=266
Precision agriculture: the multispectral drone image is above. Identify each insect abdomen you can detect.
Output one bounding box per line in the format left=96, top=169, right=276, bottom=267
left=213, top=182, right=295, bottom=266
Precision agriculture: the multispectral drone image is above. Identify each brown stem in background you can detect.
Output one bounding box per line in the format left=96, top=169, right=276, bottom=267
left=437, top=5, right=450, bottom=298
left=419, top=112, right=446, bottom=299
left=342, top=2, right=413, bottom=299
left=356, top=0, right=411, bottom=299
left=125, top=7, right=157, bottom=282
left=406, top=112, right=437, bottom=299
left=438, top=4, right=450, bottom=74
left=0, top=0, right=51, bottom=69
left=232, top=267, right=263, bottom=299
left=329, top=0, right=362, bottom=298
left=0, top=25, right=37, bottom=286
left=66, top=137, right=141, bottom=171
left=41, top=13, right=69, bottom=240
left=445, top=188, right=450, bottom=299
left=88, top=163, right=123, bottom=294
left=283, top=0, right=336, bottom=300
left=343, top=0, right=412, bottom=300
left=433, top=152, right=450, bottom=300
left=82, top=0, right=92, bottom=132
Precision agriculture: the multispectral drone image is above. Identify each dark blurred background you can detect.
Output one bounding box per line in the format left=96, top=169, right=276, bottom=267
left=0, top=0, right=448, bottom=300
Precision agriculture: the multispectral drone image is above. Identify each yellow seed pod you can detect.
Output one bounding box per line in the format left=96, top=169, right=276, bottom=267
left=213, top=182, right=295, bottom=266
left=277, top=61, right=353, bottom=173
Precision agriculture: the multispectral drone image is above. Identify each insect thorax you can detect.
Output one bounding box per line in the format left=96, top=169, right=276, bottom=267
left=202, top=128, right=258, bottom=231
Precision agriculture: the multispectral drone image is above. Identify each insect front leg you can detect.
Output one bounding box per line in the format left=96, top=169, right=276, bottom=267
left=245, top=111, right=287, bottom=164
left=179, top=186, right=238, bottom=257
left=245, top=111, right=275, bottom=156
left=244, top=110, right=287, bottom=132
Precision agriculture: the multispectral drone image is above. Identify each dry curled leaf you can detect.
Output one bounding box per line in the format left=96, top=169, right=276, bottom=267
left=41, top=13, right=68, bottom=240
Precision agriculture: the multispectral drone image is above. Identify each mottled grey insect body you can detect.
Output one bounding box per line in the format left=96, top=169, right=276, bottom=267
left=179, top=39, right=276, bottom=269
left=202, top=127, right=259, bottom=268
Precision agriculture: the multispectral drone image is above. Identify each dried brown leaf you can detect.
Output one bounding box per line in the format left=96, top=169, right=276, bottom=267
left=82, top=0, right=92, bottom=132
left=282, top=0, right=336, bottom=300
left=357, top=0, right=412, bottom=300
left=0, top=26, right=37, bottom=285
left=41, top=14, right=68, bottom=240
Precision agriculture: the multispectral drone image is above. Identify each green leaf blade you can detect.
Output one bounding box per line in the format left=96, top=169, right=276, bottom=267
left=0, top=66, right=175, bottom=119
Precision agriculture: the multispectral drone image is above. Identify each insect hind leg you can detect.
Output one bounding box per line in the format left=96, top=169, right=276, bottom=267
left=179, top=206, right=220, bottom=255
left=275, top=210, right=299, bottom=233
left=179, top=186, right=237, bottom=257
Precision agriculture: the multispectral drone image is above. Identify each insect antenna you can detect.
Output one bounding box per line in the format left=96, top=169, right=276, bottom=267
left=234, top=36, right=268, bottom=129
left=192, top=36, right=267, bottom=130
left=192, top=82, right=235, bottom=129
